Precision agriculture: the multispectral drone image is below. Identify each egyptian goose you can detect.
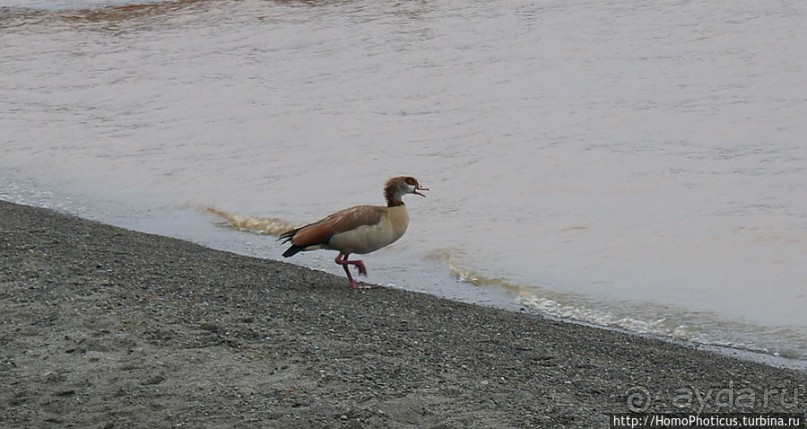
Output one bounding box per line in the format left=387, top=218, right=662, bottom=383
left=280, top=176, right=428, bottom=289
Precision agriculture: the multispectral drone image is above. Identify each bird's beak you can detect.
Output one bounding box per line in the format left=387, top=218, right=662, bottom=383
left=413, top=185, right=429, bottom=197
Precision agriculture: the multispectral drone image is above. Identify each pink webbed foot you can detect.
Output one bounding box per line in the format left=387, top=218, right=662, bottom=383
left=352, top=260, right=367, bottom=276
left=348, top=279, right=373, bottom=290
left=335, top=253, right=372, bottom=289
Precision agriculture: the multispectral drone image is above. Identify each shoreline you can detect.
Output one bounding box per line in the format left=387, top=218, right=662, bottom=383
left=1, top=200, right=805, bottom=428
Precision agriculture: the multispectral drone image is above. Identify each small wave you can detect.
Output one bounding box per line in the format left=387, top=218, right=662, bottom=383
left=436, top=252, right=806, bottom=360
left=0, top=0, right=207, bottom=29
left=424, top=248, right=530, bottom=295
left=522, top=293, right=807, bottom=360
left=206, top=206, right=296, bottom=236
left=444, top=259, right=673, bottom=336
left=520, top=294, right=681, bottom=336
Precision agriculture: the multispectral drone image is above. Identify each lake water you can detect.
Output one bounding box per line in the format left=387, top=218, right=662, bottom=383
left=2, top=0, right=805, bottom=362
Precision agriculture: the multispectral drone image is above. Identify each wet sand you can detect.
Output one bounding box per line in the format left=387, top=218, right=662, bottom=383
left=1, top=200, right=804, bottom=428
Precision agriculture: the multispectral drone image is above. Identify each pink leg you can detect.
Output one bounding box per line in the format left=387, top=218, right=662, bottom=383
left=334, top=253, right=371, bottom=289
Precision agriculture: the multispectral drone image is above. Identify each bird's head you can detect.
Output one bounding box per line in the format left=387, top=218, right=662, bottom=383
left=385, top=176, right=429, bottom=206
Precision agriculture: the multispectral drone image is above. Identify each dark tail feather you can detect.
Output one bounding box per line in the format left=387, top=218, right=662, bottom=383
left=282, top=245, right=303, bottom=258
left=279, top=228, right=301, bottom=258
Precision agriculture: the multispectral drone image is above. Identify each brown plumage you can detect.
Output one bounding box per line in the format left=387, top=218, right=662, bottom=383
left=280, top=176, right=428, bottom=289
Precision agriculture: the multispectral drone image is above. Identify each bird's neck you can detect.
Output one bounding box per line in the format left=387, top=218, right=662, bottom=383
left=385, top=190, right=406, bottom=207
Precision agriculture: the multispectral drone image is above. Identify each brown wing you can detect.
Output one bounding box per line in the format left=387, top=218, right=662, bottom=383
left=281, top=205, right=386, bottom=253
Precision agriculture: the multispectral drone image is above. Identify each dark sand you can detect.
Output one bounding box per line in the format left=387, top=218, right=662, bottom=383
left=1, top=200, right=804, bottom=428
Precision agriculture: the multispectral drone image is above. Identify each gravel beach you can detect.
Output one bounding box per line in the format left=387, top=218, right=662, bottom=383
left=1, top=200, right=804, bottom=428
